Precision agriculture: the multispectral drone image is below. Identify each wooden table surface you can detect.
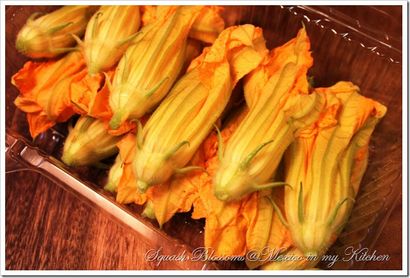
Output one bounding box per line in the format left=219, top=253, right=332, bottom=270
left=5, top=5, right=403, bottom=271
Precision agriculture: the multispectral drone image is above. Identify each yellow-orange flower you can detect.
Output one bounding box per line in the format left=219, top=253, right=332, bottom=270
left=13, top=51, right=87, bottom=138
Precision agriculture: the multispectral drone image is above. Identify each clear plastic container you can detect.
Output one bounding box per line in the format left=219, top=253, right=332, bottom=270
left=5, top=5, right=402, bottom=270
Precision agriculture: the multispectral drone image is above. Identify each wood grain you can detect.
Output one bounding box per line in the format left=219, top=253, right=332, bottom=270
left=5, top=170, right=162, bottom=270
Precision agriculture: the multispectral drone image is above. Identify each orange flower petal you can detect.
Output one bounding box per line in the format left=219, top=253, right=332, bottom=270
left=26, top=112, right=55, bottom=139
left=116, top=163, right=147, bottom=205
left=188, top=108, right=258, bottom=256
left=115, top=133, right=148, bottom=205
left=70, top=72, right=104, bottom=115
left=11, top=52, right=87, bottom=138
left=70, top=70, right=116, bottom=120
left=105, top=120, right=136, bottom=136
left=14, top=96, right=42, bottom=113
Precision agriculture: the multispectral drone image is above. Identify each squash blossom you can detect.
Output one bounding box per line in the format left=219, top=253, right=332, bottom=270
left=73, top=6, right=141, bottom=75
left=133, top=24, right=268, bottom=192
left=145, top=133, right=207, bottom=227
left=142, top=6, right=225, bottom=44
left=12, top=51, right=91, bottom=138
left=62, top=116, right=122, bottom=167
left=69, top=69, right=112, bottom=119
left=147, top=173, right=201, bottom=227
left=113, top=133, right=148, bottom=205
left=12, top=51, right=120, bottom=139
left=16, top=6, right=97, bottom=58
left=104, top=130, right=148, bottom=193
left=105, top=154, right=123, bottom=193
left=214, top=27, right=322, bottom=202
left=69, top=69, right=138, bottom=137
left=283, top=82, right=387, bottom=257
left=245, top=188, right=292, bottom=269
left=109, top=125, right=203, bottom=223
left=108, top=6, right=205, bottom=129
left=142, top=200, right=156, bottom=219
left=183, top=39, right=203, bottom=71
left=190, top=107, right=257, bottom=256
left=189, top=6, right=225, bottom=44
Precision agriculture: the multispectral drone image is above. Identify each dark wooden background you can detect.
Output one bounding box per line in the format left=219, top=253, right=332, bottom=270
left=5, top=6, right=403, bottom=270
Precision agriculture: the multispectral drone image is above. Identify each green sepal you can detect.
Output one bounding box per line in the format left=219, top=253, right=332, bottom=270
left=254, top=181, right=292, bottom=191
left=136, top=120, right=144, bottom=150
left=174, top=166, right=207, bottom=175
left=92, top=12, right=103, bottom=39
left=164, top=140, right=190, bottom=160
left=327, top=197, right=355, bottom=227
left=298, top=182, right=304, bottom=224
left=239, top=140, right=274, bottom=171
left=70, top=33, right=84, bottom=47
left=47, top=22, right=73, bottom=35
left=268, top=196, right=289, bottom=228
left=27, top=12, right=43, bottom=23
left=145, top=76, right=170, bottom=98
left=116, top=31, right=143, bottom=48
left=213, top=124, right=224, bottom=162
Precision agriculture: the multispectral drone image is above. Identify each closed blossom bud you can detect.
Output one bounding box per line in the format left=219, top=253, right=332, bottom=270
left=62, top=116, right=122, bottom=167
left=16, top=6, right=97, bottom=58
left=108, top=6, right=205, bottom=129
left=74, top=6, right=141, bottom=75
